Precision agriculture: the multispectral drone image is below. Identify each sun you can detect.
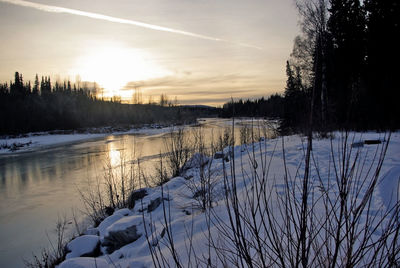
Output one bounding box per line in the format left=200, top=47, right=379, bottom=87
left=70, top=44, right=170, bottom=99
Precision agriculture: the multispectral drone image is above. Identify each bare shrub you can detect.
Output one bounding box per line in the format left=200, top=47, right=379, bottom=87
left=103, top=146, right=137, bottom=209
left=219, top=126, right=234, bottom=150
left=78, top=140, right=141, bottom=225
left=141, top=176, right=185, bottom=267
left=163, top=127, right=192, bottom=178
left=239, top=123, right=251, bottom=145
left=77, top=175, right=108, bottom=226
left=154, top=152, right=170, bottom=185
left=24, top=216, right=69, bottom=268
left=184, top=126, right=217, bottom=211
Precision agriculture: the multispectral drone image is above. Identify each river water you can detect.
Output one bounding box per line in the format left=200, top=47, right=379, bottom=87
left=0, top=118, right=276, bottom=267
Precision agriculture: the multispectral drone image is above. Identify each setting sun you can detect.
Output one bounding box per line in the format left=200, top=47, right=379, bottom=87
left=70, top=44, right=170, bottom=99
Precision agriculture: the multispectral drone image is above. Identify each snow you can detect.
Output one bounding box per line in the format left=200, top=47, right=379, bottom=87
left=182, top=152, right=210, bottom=170
left=97, top=214, right=124, bottom=238
left=65, top=235, right=99, bottom=259
left=0, top=125, right=175, bottom=155
left=379, top=166, right=400, bottom=210
left=113, top=208, right=134, bottom=217
left=103, top=215, right=143, bottom=237
left=56, top=131, right=400, bottom=267
left=58, top=257, right=108, bottom=268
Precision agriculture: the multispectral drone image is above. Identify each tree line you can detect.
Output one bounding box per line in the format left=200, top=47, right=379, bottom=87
left=285, top=0, right=399, bottom=131
left=220, top=0, right=399, bottom=133
left=219, top=95, right=284, bottom=118
left=0, top=72, right=216, bottom=135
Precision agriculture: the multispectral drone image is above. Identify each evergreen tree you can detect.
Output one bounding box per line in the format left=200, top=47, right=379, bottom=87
left=364, top=0, right=400, bottom=128
left=67, top=80, right=72, bottom=92
left=47, top=77, right=51, bottom=92
left=40, top=76, right=45, bottom=93
left=283, top=60, right=308, bottom=131
left=41, top=76, right=51, bottom=94
left=10, top=71, right=25, bottom=97
left=284, top=61, right=296, bottom=98
left=55, top=81, right=60, bottom=92
left=33, top=74, right=39, bottom=95
left=26, top=81, right=31, bottom=94
left=327, top=0, right=366, bottom=124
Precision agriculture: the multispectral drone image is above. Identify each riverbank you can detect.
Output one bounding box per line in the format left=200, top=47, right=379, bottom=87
left=0, top=124, right=175, bottom=155
left=57, top=131, right=400, bottom=267
left=0, top=118, right=274, bottom=155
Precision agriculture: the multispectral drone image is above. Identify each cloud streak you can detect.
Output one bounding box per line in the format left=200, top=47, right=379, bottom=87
left=123, top=73, right=257, bottom=90
left=121, top=73, right=272, bottom=104
left=1, top=0, right=262, bottom=50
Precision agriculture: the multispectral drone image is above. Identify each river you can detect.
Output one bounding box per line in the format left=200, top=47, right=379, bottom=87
left=0, top=118, right=276, bottom=267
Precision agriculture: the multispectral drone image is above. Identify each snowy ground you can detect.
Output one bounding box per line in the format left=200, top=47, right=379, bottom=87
left=57, top=131, right=400, bottom=267
left=0, top=125, right=175, bottom=155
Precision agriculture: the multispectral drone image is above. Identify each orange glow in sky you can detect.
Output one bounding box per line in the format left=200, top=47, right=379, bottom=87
left=69, top=44, right=171, bottom=99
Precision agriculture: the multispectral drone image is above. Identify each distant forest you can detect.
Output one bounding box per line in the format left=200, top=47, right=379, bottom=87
left=0, top=72, right=216, bottom=135
left=222, top=0, right=399, bottom=132
left=219, top=94, right=284, bottom=119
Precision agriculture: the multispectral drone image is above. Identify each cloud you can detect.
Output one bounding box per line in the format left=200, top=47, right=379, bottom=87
left=121, top=73, right=274, bottom=105
left=0, top=0, right=262, bottom=50
left=123, top=73, right=257, bottom=90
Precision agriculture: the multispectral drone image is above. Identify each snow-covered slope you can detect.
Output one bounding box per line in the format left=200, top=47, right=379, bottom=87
left=58, top=132, right=400, bottom=267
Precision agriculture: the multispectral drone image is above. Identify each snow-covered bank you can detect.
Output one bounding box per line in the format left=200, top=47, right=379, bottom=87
left=0, top=125, right=174, bottom=155
left=57, top=131, right=400, bottom=267
left=0, top=117, right=275, bottom=155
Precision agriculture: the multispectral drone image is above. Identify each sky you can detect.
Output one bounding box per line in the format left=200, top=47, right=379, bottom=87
left=0, top=0, right=299, bottom=106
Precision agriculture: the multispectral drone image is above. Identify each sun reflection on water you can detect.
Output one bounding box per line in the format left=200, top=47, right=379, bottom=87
left=107, top=140, right=122, bottom=168
left=109, top=149, right=121, bottom=168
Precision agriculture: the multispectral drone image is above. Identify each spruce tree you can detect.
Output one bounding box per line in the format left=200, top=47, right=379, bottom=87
left=328, top=0, right=366, bottom=125
left=283, top=60, right=307, bottom=131
left=67, top=80, right=72, bottom=92
left=284, top=61, right=296, bottom=98
left=364, top=0, right=400, bottom=128
left=10, top=71, right=25, bottom=98
left=33, top=74, right=39, bottom=95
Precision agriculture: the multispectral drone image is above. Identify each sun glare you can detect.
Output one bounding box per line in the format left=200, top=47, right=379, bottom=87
left=70, top=45, right=170, bottom=99
left=109, top=149, right=121, bottom=167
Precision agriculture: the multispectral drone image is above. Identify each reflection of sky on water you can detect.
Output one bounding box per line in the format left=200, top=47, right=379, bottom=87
left=0, top=139, right=114, bottom=267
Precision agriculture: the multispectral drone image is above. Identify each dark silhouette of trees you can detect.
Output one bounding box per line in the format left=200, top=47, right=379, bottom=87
left=220, top=94, right=284, bottom=118
left=328, top=0, right=366, bottom=125
left=278, top=0, right=332, bottom=133
left=282, top=61, right=308, bottom=132
left=363, top=0, right=400, bottom=129
left=297, top=0, right=330, bottom=125
left=33, top=74, right=39, bottom=95
left=281, top=0, right=399, bottom=131
left=0, top=72, right=216, bottom=135
left=159, top=93, right=168, bottom=107
left=10, top=72, right=27, bottom=98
